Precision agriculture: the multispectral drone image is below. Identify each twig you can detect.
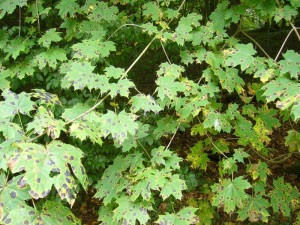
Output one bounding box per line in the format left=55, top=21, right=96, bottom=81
left=206, top=133, right=228, bottom=158
left=275, top=27, right=300, bottom=62
left=160, top=39, right=172, bottom=64
left=35, top=0, right=40, bottom=33
left=240, top=30, right=271, bottom=59
left=18, top=7, right=21, bottom=37
left=166, top=122, right=181, bottom=150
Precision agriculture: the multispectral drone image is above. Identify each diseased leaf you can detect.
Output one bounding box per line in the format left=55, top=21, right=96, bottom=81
left=211, top=176, right=251, bottom=213
left=156, top=207, right=198, bottom=225
left=0, top=90, right=35, bottom=119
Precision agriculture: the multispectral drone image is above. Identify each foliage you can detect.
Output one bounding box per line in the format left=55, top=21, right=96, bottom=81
left=0, top=0, right=299, bottom=224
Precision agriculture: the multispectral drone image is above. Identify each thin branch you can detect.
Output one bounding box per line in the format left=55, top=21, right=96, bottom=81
left=18, top=7, right=21, bottom=37
left=206, top=133, right=228, bottom=158
left=275, top=27, right=300, bottom=62
left=240, top=30, right=271, bottom=59
left=137, top=139, right=151, bottom=159
left=35, top=0, right=40, bottom=33
left=166, top=122, right=181, bottom=150
left=160, top=39, right=172, bottom=64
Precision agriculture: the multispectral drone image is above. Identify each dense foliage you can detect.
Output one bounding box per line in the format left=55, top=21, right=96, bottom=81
left=0, top=0, right=300, bottom=224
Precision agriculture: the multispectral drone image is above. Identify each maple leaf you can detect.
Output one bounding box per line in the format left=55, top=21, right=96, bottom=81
left=233, top=148, right=249, bottom=163
left=0, top=173, right=31, bottom=217
left=156, top=76, right=186, bottom=101
left=1, top=200, right=80, bottom=225
left=0, top=90, right=35, bottom=119
left=35, top=48, right=67, bottom=69
left=72, top=40, right=116, bottom=59
left=141, top=22, right=159, bottom=35
left=109, top=79, right=135, bottom=98
left=247, top=161, right=270, bottom=182
left=273, top=5, right=298, bottom=23
left=216, top=68, right=245, bottom=94
left=279, top=50, right=300, bottom=79
left=143, top=2, right=161, bottom=21
left=270, top=177, right=299, bottom=217
left=104, top=66, right=125, bottom=79
left=27, top=106, right=66, bottom=139
left=0, top=0, right=28, bottom=19
left=156, top=207, right=198, bottom=225
left=113, top=196, right=152, bottom=225
left=157, top=63, right=184, bottom=79
left=225, top=43, right=257, bottom=71
left=31, top=89, right=61, bottom=105
left=187, top=142, right=210, bottom=170
left=285, top=130, right=300, bottom=152
left=8, top=141, right=88, bottom=205
left=88, top=2, right=118, bottom=21
left=211, top=176, right=251, bottom=213
left=237, top=195, right=270, bottom=223
left=4, top=38, right=34, bottom=60
left=38, top=28, right=62, bottom=49
left=100, top=110, right=138, bottom=144
left=61, top=61, right=109, bottom=91
left=56, top=0, right=81, bottom=18
left=130, top=94, right=162, bottom=114
left=160, top=174, right=186, bottom=200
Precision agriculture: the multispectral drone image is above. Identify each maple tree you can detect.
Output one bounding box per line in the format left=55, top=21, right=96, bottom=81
left=0, top=0, right=300, bottom=224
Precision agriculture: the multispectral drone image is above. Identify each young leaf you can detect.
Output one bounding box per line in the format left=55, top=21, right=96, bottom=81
left=156, top=207, right=198, bottom=225
left=247, top=161, right=270, bottom=183
left=211, top=176, right=251, bottom=213
left=160, top=174, right=186, bottom=200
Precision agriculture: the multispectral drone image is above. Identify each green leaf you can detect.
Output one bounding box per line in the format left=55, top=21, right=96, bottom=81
left=72, top=40, right=116, bottom=59
left=160, top=174, right=186, bottom=200
left=27, top=106, right=66, bottom=139
left=0, top=140, right=19, bottom=170
left=130, top=94, right=162, bottom=114
left=247, top=161, right=270, bottom=182
left=187, top=142, right=210, bottom=170
left=233, top=148, right=249, bottom=163
left=0, top=0, right=28, bottom=19
left=104, top=66, right=125, bottom=79
left=0, top=120, right=24, bottom=141
left=31, top=89, right=61, bottom=105
left=35, top=48, right=67, bottom=69
left=151, top=146, right=182, bottom=170
left=61, top=61, right=109, bottom=91
left=56, top=0, right=81, bottom=18
left=237, top=195, right=270, bottom=223
left=143, top=2, right=161, bottom=21
left=38, top=28, right=62, bottom=49
left=157, top=63, right=184, bottom=79
left=270, top=177, right=299, bottom=217
left=273, top=5, right=298, bottom=23
left=0, top=173, right=31, bottom=216
left=225, top=44, right=257, bottom=71
left=262, top=77, right=300, bottom=120
left=113, top=196, right=152, bottom=225
left=8, top=141, right=88, bottom=205
left=156, top=207, right=198, bottom=225
left=216, top=68, right=245, bottom=94
left=156, top=76, right=186, bottom=101
left=0, top=90, right=35, bottom=119
left=211, top=176, right=251, bottom=213
left=1, top=200, right=80, bottom=225
left=279, top=50, right=300, bottom=79
left=109, top=79, right=135, bottom=98
left=100, top=110, right=138, bottom=144
left=4, top=38, right=34, bottom=60
left=285, top=130, right=300, bottom=152
left=88, top=2, right=118, bottom=21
